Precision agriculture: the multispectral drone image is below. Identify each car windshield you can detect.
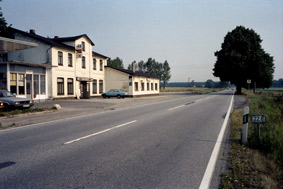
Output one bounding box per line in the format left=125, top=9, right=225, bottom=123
left=0, top=91, right=15, bottom=97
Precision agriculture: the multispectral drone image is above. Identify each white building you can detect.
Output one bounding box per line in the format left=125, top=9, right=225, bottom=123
left=1, top=28, right=108, bottom=100
left=0, top=28, right=160, bottom=100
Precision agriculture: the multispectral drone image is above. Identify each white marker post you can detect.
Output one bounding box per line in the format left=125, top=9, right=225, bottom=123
left=242, top=107, right=249, bottom=145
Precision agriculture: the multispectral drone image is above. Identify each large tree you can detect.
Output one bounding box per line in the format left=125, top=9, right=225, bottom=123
left=107, top=57, right=124, bottom=69
left=161, top=60, right=171, bottom=89
left=213, top=26, right=274, bottom=94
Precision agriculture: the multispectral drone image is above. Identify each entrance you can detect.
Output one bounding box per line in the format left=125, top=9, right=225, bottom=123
left=80, top=81, right=90, bottom=99
left=26, top=74, right=33, bottom=99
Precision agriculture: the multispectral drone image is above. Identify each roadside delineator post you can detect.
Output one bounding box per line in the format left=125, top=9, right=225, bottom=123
left=242, top=107, right=249, bottom=145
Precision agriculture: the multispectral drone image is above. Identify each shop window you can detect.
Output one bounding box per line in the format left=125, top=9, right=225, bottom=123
left=93, top=58, right=97, bottom=70
left=57, top=78, right=64, bottom=95
left=10, top=73, right=17, bottom=94
left=67, top=78, right=74, bottom=95
left=92, top=80, right=97, bottom=94
left=0, top=73, right=7, bottom=90
left=82, top=56, right=86, bottom=68
left=18, top=74, right=25, bottom=95
left=68, top=53, right=73, bottom=67
left=151, top=83, right=153, bottom=91
left=135, top=82, right=139, bottom=91
left=26, top=74, right=32, bottom=95
left=99, top=80, right=103, bottom=94
left=40, top=75, right=46, bottom=95
left=34, top=75, right=39, bottom=95
left=58, top=51, right=63, bottom=66
left=100, top=60, right=103, bottom=71
left=147, top=82, right=150, bottom=91
left=155, top=83, right=158, bottom=90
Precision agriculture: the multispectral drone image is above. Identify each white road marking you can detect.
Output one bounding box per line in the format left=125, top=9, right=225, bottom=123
left=64, top=120, right=137, bottom=145
left=199, top=95, right=234, bottom=189
left=168, top=105, right=185, bottom=111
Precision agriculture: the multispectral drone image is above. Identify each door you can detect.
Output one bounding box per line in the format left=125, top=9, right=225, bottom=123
left=26, top=74, right=32, bottom=99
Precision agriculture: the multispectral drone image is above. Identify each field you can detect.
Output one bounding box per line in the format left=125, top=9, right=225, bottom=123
left=221, top=90, right=283, bottom=188
left=160, top=87, right=222, bottom=93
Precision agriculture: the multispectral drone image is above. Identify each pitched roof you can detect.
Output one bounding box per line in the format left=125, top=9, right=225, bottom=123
left=92, top=51, right=109, bottom=59
left=53, top=34, right=95, bottom=46
left=106, top=66, right=159, bottom=79
left=10, top=28, right=74, bottom=50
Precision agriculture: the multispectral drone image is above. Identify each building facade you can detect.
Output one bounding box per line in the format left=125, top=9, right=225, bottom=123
left=105, top=66, right=160, bottom=97
left=0, top=28, right=108, bottom=100
left=0, top=28, right=160, bottom=100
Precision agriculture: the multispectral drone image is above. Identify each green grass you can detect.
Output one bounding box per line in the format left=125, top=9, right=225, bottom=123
left=220, top=91, right=283, bottom=188
left=160, top=87, right=222, bottom=93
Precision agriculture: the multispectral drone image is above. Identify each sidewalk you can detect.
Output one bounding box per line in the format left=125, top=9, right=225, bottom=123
left=0, top=94, right=186, bottom=129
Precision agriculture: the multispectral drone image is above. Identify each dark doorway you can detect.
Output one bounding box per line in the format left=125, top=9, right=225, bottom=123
left=80, top=81, right=90, bottom=99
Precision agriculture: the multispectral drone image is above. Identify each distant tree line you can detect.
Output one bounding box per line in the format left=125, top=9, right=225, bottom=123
left=108, top=57, right=171, bottom=89
left=165, top=80, right=231, bottom=88
left=272, top=78, right=283, bottom=87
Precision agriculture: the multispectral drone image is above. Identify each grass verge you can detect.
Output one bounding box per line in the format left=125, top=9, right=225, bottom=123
left=220, top=91, right=283, bottom=188
left=0, top=107, right=54, bottom=118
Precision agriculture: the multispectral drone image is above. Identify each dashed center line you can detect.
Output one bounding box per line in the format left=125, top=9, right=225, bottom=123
left=169, top=105, right=185, bottom=111
left=64, top=120, right=137, bottom=145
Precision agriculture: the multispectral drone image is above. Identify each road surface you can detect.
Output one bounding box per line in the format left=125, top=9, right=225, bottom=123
left=0, top=90, right=234, bottom=188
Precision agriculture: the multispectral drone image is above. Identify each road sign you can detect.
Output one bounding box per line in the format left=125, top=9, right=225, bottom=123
left=247, top=79, right=251, bottom=84
left=250, top=115, right=266, bottom=124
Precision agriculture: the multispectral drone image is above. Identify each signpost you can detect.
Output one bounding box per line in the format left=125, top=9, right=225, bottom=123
left=250, top=114, right=266, bottom=137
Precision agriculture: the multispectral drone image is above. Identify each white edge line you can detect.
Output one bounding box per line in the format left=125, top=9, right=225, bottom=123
left=199, top=94, right=234, bottom=189
left=64, top=120, right=137, bottom=145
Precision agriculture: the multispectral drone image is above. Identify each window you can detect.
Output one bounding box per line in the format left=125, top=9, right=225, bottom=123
left=92, top=80, right=97, bottom=94
left=0, top=73, right=7, bottom=90
left=82, top=56, right=86, bottom=68
left=100, top=60, right=103, bottom=71
left=67, top=78, right=74, bottom=95
left=135, top=82, right=139, bottom=91
left=10, top=73, right=17, bottom=94
left=141, top=82, right=145, bottom=91
left=151, top=83, right=153, bottom=91
left=82, top=41, right=85, bottom=51
left=34, top=75, right=39, bottom=95
left=18, top=74, right=25, bottom=95
left=155, top=83, right=158, bottom=90
left=57, top=78, right=64, bottom=95
left=40, top=75, right=46, bottom=95
left=99, top=80, right=103, bottom=94
left=68, top=53, right=73, bottom=67
left=26, top=74, right=32, bottom=95
left=58, top=51, right=63, bottom=66
left=93, top=58, right=97, bottom=70
left=147, top=82, right=150, bottom=91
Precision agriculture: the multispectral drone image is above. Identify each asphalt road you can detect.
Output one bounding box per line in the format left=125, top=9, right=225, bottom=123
left=0, top=90, right=234, bottom=188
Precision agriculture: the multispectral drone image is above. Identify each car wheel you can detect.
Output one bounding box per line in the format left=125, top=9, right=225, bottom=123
left=102, top=94, right=106, bottom=98
left=117, top=95, right=121, bottom=99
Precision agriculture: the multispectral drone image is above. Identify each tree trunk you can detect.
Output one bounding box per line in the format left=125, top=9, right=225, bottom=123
left=236, top=84, right=242, bottom=94
left=253, top=81, right=256, bottom=93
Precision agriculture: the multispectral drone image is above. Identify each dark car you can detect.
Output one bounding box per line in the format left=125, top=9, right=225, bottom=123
left=0, top=101, right=4, bottom=109
left=0, top=90, right=34, bottom=109
left=102, top=89, right=128, bottom=99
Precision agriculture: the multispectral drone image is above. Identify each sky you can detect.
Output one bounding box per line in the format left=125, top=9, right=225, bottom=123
left=2, top=0, right=283, bottom=82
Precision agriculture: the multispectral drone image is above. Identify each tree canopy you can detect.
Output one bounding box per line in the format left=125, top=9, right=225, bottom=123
left=213, top=26, right=274, bottom=94
left=0, top=1, right=12, bottom=38
left=107, top=57, right=124, bottom=69
left=128, top=58, right=171, bottom=89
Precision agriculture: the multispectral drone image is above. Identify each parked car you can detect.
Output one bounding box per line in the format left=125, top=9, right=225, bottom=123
left=0, top=90, right=34, bottom=109
left=102, top=89, right=128, bottom=99
left=0, top=101, right=4, bottom=109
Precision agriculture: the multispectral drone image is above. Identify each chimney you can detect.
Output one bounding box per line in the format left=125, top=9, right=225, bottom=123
left=54, top=36, right=59, bottom=39
left=132, top=61, right=136, bottom=73
left=30, top=29, right=35, bottom=34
